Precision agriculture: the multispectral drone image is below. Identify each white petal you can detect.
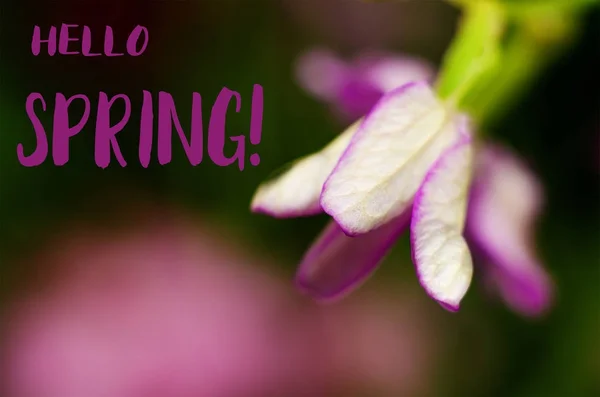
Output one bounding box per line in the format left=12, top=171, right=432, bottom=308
left=411, top=136, right=474, bottom=311
left=321, top=81, right=459, bottom=235
left=250, top=121, right=360, bottom=217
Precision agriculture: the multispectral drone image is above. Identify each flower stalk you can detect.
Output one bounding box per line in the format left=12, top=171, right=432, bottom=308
left=438, top=0, right=590, bottom=127
left=435, top=0, right=505, bottom=110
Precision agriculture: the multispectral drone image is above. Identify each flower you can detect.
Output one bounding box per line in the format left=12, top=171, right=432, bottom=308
left=251, top=51, right=553, bottom=315
left=254, top=80, right=475, bottom=310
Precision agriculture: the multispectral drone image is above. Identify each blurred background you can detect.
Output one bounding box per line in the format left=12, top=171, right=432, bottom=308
left=0, top=0, right=599, bottom=396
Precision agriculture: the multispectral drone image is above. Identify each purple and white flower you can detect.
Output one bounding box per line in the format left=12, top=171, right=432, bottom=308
left=251, top=50, right=553, bottom=316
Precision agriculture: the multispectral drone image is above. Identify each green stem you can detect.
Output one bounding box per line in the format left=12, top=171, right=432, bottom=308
left=437, top=0, right=586, bottom=130
left=435, top=1, right=505, bottom=108
left=464, top=8, right=581, bottom=128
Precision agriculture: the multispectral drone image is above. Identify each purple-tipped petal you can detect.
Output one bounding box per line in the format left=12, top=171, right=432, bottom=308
left=335, top=77, right=384, bottom=121
left=483, top=260, right=553, bottom=317
left=467, top=144, right=553, bottom=316
left=411, top=133, right=474, bottom=312
left=336, top=53, right=436, bottom=121
left=295, top=212, right=410, bottom=301
left=295, top=49, right=437, bottom=121
left=321, top=81, right=460, bottom=236
left=250, top=121, right=360, bottom=218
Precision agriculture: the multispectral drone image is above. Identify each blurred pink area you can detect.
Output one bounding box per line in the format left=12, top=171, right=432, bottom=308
left=2, top=209, right=441, bottom=397
left=319, top=291, right=439, bottom=395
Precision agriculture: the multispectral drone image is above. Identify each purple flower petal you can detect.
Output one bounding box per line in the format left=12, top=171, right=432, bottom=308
left=482, top=260, right=553, bottom=317
left=295, top=212, right=410, bottom=301
left=336, top=53, right=436, bottom=121
left=411, top=132, right=474, bottom=312
left=336, top=77, right=384, bottom=121
left=295, top=49, right=436, bottom=121
left=467, top=144, right=553, bottom=316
